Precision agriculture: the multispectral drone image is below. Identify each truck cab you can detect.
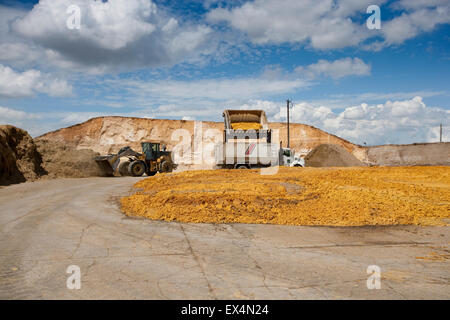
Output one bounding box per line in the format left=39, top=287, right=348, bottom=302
left=291, top=155, right=305, bottom=167
left=280, top=148, right=304, bottom=167
left=280, top=148, right=292, bottom=166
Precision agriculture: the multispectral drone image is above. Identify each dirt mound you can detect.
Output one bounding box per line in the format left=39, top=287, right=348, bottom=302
left=0, top=125, right=45, bottom=185
left=305, top=144, right=365, bottom=167
left=35, top=139, right=104, bottom=178
left=1, top=125, right=115, bottom=185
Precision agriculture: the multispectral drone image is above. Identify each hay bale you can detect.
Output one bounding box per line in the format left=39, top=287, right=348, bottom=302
left=305, top=144, right=365, bottom=167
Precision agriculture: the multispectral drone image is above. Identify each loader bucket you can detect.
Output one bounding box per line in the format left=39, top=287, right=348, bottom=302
left=94, top=156, right=115, bottom=177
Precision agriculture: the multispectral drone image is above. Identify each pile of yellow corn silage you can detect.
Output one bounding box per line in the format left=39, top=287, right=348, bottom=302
left=121, top=166, right=450, bottom=226
left=230, top=122, right=263, bottom=130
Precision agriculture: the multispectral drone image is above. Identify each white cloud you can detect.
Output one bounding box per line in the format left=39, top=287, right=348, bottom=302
left=237, top=99, right=282, bottom=116
left=0, top=106, right=105, bottom=136
left=1, top=0, right=447, bottom=75
left=0, top=106, right=45, bottom=136
left=207, top=0, right=384, bottom=49
left=0, top=5, right=26, bottom=39
left=0, top=65, right=40, bottom=98
left=107, top=75, right=309, bottom=104
left=308, top=90, right=446, bottom=109
left=39, top=78, right=74, bottom=98
left=0, top=5, right=45, bottom=68
left=59, top=112, right=105, bottom=124
left=395, top=0, right=450, bottom=10
left=77, top=74, right=310, bottom=122
left=13, top=0, right=157, bottom=51
left=0, top=64, right=73, bottom=98
left=207, top=0, right=449, bottom=50
left=9, top=0, right=213, bottom=73
left=0, top=106, right=40, bottom=120
left=381, top=2, right=450, bottom=45
left=0, top=42, right=37, bottom=65
left=295, top=58, right=371, bottom=79
left=241, top=96, right=449, bottom=145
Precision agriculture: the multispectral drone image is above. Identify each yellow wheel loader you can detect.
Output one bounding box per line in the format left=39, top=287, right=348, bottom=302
left=95, top=142, right=177, bottom=177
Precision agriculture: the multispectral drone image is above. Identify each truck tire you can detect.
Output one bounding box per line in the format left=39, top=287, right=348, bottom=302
left=119, top=161, right=130, bottom=176
left=235, top=164, right=249, bottom=169
left=128, top=161, right=146, bottom=177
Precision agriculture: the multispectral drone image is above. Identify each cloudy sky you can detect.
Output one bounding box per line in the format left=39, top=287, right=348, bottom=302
left=0, top=0, right=449, bottom=145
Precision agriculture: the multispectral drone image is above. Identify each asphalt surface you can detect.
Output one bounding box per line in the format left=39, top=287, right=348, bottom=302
left=0, top=177, right=448, bottom=299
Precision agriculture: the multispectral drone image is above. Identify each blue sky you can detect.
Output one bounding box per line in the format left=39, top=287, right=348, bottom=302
left=0, top=0, right=449, bottom=145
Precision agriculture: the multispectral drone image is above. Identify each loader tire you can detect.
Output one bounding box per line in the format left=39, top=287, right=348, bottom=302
left=160, top=161, right=172, bottom=173
left=129, top=161, right=146, bottom=177
left=119, top=161, right=130, bottom=176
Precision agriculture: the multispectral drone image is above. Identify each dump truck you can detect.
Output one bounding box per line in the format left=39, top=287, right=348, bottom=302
left=95, top=142, right=177, bottom=177
left=215, top=110, right=295, bottom=169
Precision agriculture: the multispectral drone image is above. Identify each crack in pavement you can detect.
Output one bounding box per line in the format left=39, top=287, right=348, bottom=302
left=69, top=223, right=95, bottom=259
left=280, top=241, right=433, bottom=250
left=179, top=223, right=217, bottom=300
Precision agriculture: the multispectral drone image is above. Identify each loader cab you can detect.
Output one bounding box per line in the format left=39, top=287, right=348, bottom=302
left=142, top=142, right=160, bottom=161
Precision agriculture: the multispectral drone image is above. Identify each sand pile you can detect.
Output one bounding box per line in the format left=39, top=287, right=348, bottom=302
left=0, top=125, right=45, bottom=185
left=121, top=166, right=450, bottom=226
left=305, top=144, right=365, bottom=167
left=35, top=139, right=104, bottom=178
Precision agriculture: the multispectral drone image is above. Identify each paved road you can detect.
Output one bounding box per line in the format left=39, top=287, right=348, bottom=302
left=0, top=177, right=448, bottom=299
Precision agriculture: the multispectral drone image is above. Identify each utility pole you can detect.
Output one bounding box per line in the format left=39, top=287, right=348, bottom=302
left=440, top=123, right=443, bottom=143
left=286, top=99, right=290, bottom=149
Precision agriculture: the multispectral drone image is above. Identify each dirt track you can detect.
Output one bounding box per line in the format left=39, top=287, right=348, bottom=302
left=0, top=177, right=449, bottom=299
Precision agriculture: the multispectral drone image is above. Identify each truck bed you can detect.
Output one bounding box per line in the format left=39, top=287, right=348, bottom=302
left=215, top=142, right=280, bottom=168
